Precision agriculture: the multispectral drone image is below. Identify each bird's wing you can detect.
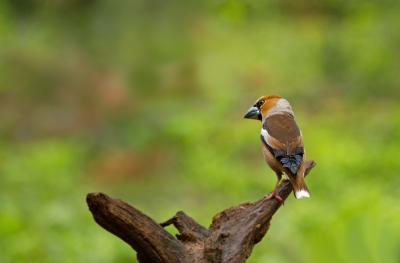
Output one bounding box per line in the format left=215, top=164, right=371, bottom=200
left=261, top=113, right=304, bottom=175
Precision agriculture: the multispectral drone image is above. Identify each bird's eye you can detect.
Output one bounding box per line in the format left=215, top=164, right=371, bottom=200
left=256, top=100, right=265, bottom=108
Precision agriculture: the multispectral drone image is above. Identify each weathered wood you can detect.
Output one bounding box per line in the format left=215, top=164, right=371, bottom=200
left=87, top=159, right=316, bottom=263
left=86, top=193, right=189, bottom=263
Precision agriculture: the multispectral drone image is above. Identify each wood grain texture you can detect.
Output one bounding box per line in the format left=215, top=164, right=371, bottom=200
left=87, top=159, right=316, bottom=263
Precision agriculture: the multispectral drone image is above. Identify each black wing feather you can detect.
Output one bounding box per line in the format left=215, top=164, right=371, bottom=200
left=261, top=134, right=304, bottom=176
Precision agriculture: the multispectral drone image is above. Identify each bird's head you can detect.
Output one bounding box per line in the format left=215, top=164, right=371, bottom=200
left=244, top=95, right=282, bottom=121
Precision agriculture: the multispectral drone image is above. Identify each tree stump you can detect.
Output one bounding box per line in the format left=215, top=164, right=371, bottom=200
left=87, top=160, right=316, bottom=263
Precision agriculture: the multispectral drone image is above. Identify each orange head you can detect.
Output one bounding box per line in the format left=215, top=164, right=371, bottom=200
left=243, top=95, right=282, bottom=121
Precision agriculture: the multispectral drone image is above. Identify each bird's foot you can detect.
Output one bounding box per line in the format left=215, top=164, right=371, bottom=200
left=264, top=191, right=284, bottom=204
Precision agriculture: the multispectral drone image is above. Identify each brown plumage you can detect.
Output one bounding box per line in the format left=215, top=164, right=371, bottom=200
left=244, top=95, right=310, bottom=201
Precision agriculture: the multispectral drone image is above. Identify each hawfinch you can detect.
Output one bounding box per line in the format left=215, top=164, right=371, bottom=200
left=244, top=95, right=310, bottom=201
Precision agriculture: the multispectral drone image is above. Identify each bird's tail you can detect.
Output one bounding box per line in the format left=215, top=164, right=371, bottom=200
left=291, top=177, right=311, bottom=199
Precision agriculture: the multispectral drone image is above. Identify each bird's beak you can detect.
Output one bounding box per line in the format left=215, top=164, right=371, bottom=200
left=244, top=106, right=261, bottom=120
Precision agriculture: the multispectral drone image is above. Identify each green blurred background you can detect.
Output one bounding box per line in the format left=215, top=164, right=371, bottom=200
left=1, top=0, right=400, bottom=262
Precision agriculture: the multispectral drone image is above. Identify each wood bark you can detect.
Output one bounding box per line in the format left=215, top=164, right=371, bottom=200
left=86, top=159, right=316, bottom=263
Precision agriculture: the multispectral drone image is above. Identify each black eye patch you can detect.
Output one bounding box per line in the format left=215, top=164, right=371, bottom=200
left=256, top=100, right=265, bottom=108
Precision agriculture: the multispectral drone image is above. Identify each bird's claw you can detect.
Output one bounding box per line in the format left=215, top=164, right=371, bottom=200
left=263, top=193, right=284, bottom=205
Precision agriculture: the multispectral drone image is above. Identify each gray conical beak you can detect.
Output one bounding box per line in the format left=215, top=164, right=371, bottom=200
left=244, top=106, right=260, bottom=120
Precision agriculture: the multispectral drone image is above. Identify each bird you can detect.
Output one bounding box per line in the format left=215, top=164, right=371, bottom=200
left=244, top=95, right=310, bottom=201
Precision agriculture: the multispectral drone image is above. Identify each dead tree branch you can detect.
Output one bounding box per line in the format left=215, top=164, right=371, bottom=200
left=87, top=159, right=316, bottom=263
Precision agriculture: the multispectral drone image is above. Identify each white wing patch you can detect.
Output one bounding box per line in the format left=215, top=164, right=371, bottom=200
left=261, top=127, right=273, bottom=146
left=261, top=127, right=269, bottom=139
left=261, top=127, right=285, bottom=151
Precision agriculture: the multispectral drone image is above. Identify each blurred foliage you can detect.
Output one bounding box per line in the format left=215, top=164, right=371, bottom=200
left=1, top=0, right=400, bottom=262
